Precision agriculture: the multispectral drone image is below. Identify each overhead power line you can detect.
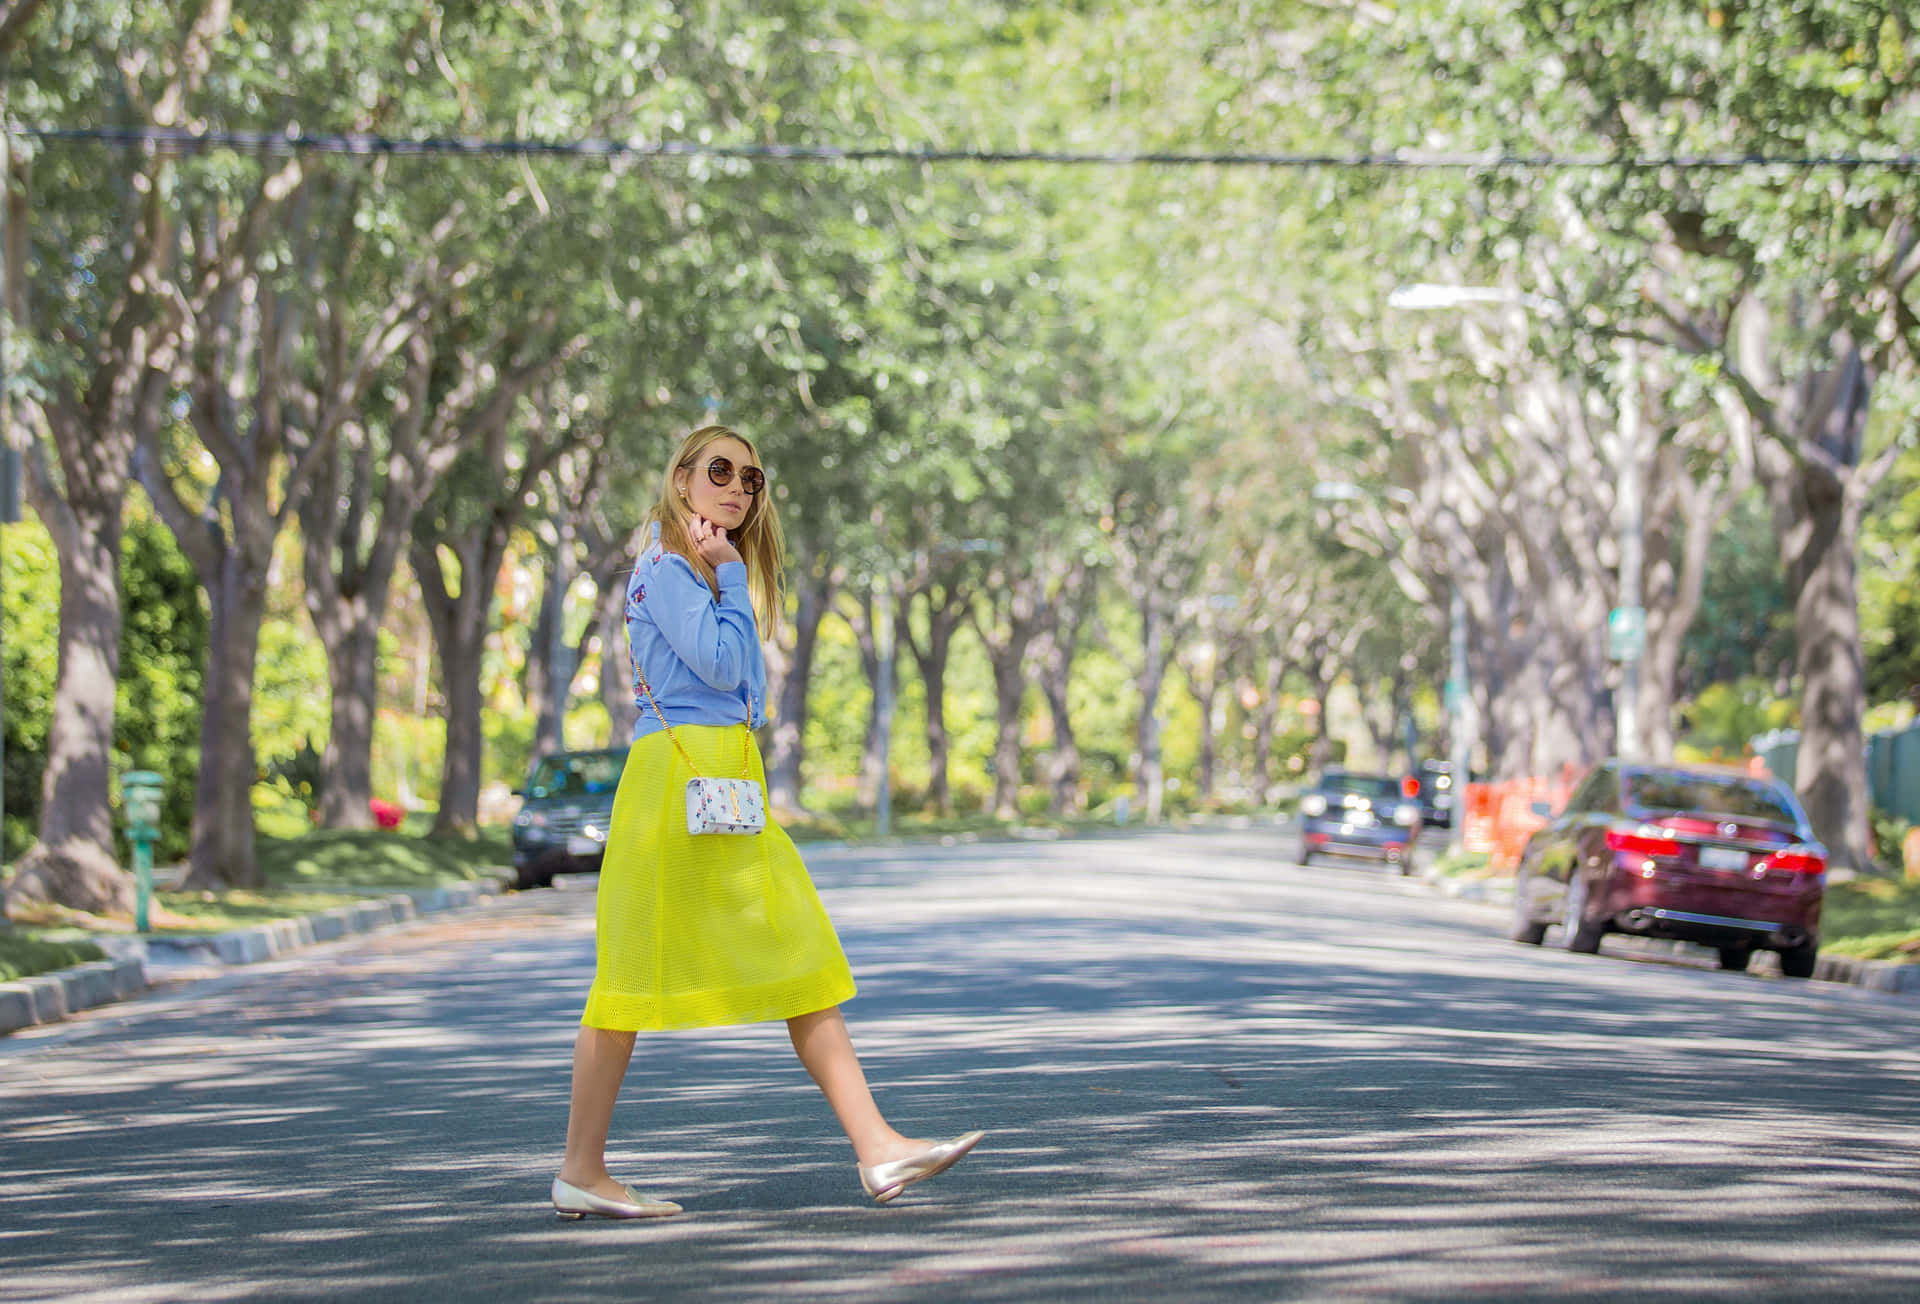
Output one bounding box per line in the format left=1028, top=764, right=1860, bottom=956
left=19, top=125, right=1920, bottom=172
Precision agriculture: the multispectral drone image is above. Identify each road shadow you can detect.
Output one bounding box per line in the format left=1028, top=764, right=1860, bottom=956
left=3, top=836, right=1919, bottom=1301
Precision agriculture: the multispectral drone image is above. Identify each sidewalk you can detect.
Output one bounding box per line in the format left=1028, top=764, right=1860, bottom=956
left=0, top=876, right=510, bottom=1036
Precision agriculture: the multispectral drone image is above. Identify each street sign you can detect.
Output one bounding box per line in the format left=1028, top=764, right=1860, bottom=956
left=1608, top=606, right=1646, bottom=662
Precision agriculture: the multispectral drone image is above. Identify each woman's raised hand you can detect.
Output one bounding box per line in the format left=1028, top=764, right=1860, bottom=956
left=688, top=514, right=743, bottom=567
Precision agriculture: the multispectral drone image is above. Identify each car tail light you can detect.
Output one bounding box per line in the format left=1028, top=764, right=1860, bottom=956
left=1605, top=825, right=1682, bottom=858
left=1766, top=847, right=1826, bottom=874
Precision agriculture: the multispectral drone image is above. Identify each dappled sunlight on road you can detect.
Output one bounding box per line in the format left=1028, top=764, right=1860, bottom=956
left=3, top=830, right=1919, bottom=1300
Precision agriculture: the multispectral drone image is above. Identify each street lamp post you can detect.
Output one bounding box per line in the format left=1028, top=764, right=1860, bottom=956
left=1609, top=339, right=1646, bottom=761
left=1445, top=585, right=1473, bottom=853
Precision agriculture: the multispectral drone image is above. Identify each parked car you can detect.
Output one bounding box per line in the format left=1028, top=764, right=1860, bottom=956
left=1510, top=759, right=1825, bottom=977
left=1413, top=759, right=1457, bottom=829
left=1298, top=770, right=1423, bottom=872
left=510, top=747, right=629, bottom=889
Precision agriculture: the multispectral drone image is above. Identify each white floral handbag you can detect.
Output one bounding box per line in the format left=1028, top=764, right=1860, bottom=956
left=685, top=775, right=766, bottom=836
left=634, top=661, right=766, bottom=837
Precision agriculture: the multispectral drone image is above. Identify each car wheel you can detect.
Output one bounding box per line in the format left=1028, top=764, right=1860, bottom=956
left=1560, top=873, right=1603, bottom=954
left=1510, top=892, right=1548, bottom=946
left=1509, top=871, right=1548, bottom=944
left=1777, top=942, right=1818, bottom=979
left=1716, top=945, right=1753, bottom=972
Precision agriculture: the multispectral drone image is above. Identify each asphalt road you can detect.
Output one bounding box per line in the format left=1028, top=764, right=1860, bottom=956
left=4, top=827, right=1920, bottom=1302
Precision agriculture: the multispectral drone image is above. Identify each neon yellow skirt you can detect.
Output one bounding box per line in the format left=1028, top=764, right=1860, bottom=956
left=581, top=724, right=856, bottom=1031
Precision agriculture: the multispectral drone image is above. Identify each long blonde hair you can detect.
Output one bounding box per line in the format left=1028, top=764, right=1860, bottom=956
left=644, top=425, right=786, bottom=638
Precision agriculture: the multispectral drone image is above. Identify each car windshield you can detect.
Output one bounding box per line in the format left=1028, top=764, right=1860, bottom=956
left=525, top=753, right=624, bottom=800
left=1319, top=775, right=1402, bottom=801
left=1624, top=772, right=1801, bottom=827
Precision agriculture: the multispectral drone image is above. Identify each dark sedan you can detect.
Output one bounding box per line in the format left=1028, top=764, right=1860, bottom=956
left=1414, top=759, right=1456, bottom=828
left=1510, top=760, right=1825, bottom=977
left=1298, top=770, right=1424, bottom=872
left=510, top=747, right=628, bottom=889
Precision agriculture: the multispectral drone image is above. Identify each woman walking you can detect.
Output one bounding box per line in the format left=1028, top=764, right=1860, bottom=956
left=552, top=425, right=982, bottom=1220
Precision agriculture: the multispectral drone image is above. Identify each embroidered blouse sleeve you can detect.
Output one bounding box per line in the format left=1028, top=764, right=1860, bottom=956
left=644, top=553, right=759, bottom=691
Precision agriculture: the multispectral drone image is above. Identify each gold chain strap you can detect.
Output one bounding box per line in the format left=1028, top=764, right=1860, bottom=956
left=634, top=671, right=753, bottom=780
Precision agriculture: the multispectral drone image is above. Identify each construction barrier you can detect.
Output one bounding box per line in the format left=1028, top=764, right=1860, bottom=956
left=1462, top=765, right=1586, bottom=873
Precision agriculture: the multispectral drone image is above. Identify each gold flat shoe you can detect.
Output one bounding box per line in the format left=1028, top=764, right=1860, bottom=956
left=857, top=1130, right=985, bottom=1204
left=551, top=1176, right=681, bottom=1220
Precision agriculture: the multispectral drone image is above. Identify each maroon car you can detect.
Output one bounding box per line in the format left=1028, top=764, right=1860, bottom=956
left=1510, top=760, right=1825, bottom=977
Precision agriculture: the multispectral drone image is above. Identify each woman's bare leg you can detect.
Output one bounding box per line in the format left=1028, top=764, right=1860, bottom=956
left=786, top=1006, right=929, bottom=1166
left=558, top=1025, right=640, bottom=1197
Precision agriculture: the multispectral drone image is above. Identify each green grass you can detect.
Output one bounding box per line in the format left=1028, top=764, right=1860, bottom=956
left=257, top=826, right=514, bottom=889
left=1821, top=875, right=1920, bottom=962
left=0, top=930, right=108, bottom=982
left=1429, top=848, right=1494, bottom=879
left=150, top=889, right=371, bottom=932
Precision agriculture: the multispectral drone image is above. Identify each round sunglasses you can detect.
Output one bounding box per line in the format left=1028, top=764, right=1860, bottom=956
left=703, top=456, right=765, bottom=495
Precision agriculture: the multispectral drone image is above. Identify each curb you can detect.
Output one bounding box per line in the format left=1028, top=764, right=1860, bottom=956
left=0, top=876, right=510, bottom=1037
left=1811, top=950, right=1920, bottom=994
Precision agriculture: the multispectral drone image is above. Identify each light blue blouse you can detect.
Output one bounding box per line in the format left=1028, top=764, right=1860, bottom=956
left=625, top=522, right=768, bottom=742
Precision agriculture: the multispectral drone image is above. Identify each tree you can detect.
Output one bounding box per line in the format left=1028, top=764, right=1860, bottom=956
left=1359, top=0, right=1920, bottom=864
left=3, top=2, right=224, bottom=912
left=1861, top=431, right=1920, bottom=713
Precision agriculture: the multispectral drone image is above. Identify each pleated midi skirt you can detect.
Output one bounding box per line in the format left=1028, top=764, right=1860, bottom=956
left=581, top=724, right=857, bottom=1031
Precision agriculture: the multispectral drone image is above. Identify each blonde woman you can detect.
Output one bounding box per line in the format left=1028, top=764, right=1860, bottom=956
left=552, top=425, right=982, bottom=1219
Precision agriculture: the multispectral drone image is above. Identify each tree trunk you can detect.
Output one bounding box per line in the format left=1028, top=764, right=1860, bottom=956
left=185, top=551, right=268, bottom=889
left=1035, top=625, right=1085, bottom=816
left=596, top=566, right=638, bottom=747
left=1637, top=452, right=1732, bottom=762
left=529, top=521, right=576, bottom=760
left=842, top=587, right=897, bottom=814
left=416, top=527, right=508, bottom=837
left=1769, top=454, right=1874, bottom=872
left=1134, top=594, right=1171, bottom=821
left=901, top=575, right=969, bottom=818
left=917, top=635, right=954, bottom=816
left=1250, top=652, right=1288, bottom=801
left=764, top=563, right=831, bottom=813
left=1307, top=676, right=1333, bottom=774
left=3, top=473, right=133, bottom=915
left=313, top=598, right=380, bottom=830
left=1193, top=678, right=1220, bottom=804
left=974, top=571, right=1044, bottom=823
left=988, top=646, right=1027, bottom=821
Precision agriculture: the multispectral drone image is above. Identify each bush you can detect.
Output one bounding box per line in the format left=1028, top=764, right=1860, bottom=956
left=1870, top=808, right=1916, bottom=876
left=1430, top=847, right=1494, bottom=878
left=1, top=521, right=58, bottom=862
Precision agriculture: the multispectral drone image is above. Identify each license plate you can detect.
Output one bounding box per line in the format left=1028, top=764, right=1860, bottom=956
left=566, top=833, right=604, bottom=855
left=1699, top=845, right=1748, bottom=871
